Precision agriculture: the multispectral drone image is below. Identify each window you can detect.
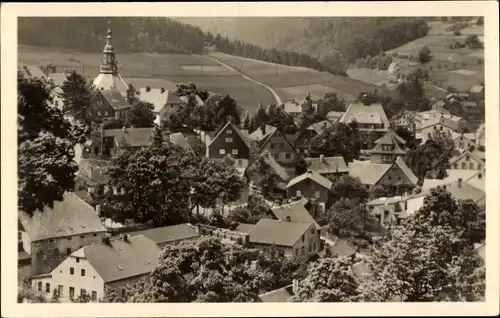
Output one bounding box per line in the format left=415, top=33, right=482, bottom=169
left=58, top=285, right=63, bottom=296
left=454, top=163, right=458, bottom=169
left=459, top=142, right=464, bottom=148
left=69, top=287, right=75, bottom=298
left=70, top=267, right=74, bottom=275
left=80, top=235, right=85, bottom=239
left=301, top=235, right=305, bottom=242
left=232, top=149, right=238, bottom=155
left=89, top=111, right=92, bottom=116
left=314, top=191, right=321, bottom=198
left=67, top=236, right=72, bottom=241
left=238, top=159, right=243, bottom=166
left=225, top=137, right=233, bottom=143
left=76, top=257, right=80, bottom=263
left=440, top=126, right=443, bottom=131
left=93, top=233, right=97, bottom=237
left=37, top=282, right=42, bottom=292
left=104, top=111, right=109, bottom=116
left=296, top=190, right=301, bottom=197
left=285, top=153, right=291, bottom=159
left=226, top=129, right=233, bottom=134
left=466, top=155, right=470, bottom=161
left=304, top=149, right=309, bottom=155
left=280, top=143, right=284, bottom=149
left=301, top=246, right=304, bottom=255
left=462, top=162, right=467, bottom=169
left=311, top=228, right=315, bottom=235
left=91, top=291, right=97, bottom=302
left=398, top=176, right=402, bottom=181
left=45, top=283, right=51, bottom=293
left=270, top=144, right=275, bottom=149
left=55, top=101, right=59, bottom=107
left=66, top=248, right=72, bottom=256
left=97, top=111, right=102, bottom=116
left=388, top=176, right=392, bottom=180
left=219, top=149, right=225, bottom=155
left=80, top=289, right=86, bottom=297
left=81, top=269, right=86, bottom=277
left=469, top=162, right=474, bottom=170
left=121, top=288, right=127, bottom=299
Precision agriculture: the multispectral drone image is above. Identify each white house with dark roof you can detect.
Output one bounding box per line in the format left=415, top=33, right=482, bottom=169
left=366, top=195, right=410, bottom=226
left=18, top=192, right=107, bottom=277
left=449, top=149, right=484, bottom=171
left=30, top=234, right=161, bottom=302
left=248, top=218, right=320, bottom=259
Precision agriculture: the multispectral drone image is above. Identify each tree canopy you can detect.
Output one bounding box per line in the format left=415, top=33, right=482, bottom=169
left=18, top=67, right=88, bottom=215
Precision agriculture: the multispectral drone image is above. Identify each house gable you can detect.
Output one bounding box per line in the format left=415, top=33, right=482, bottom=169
left=377, top=162, right=416, bottom=186
left=208, top=122, right=250, bottom=159
left=260, top=129, right=297, bottom=164
left=88, top=91, right=115, bottom=119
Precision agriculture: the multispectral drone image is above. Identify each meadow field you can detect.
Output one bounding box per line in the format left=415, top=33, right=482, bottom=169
left=209, top=52, right=380, bottom=103
left=348, top=20, right=484, bottom=93
left=18, top=45, right=276, bottom=113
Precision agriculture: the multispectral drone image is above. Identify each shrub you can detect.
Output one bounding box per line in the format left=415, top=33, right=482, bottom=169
left=454, top=30, right=461, bottom=36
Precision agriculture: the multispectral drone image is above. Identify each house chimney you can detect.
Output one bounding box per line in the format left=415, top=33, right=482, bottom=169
left=95, top=204, right=102, bottom=217
left=160, top=87, right=165, bottom=93
left=285, top=216, right=291, bottom=222
left=260, top=123, right=266, bottom=134
left=292, top=279, right=299, bottom=295
left=458, top=178, right=463, bottom=188
left=145, top=85, right=151, bottom=92
left=320, top=154, right=325, bottom=163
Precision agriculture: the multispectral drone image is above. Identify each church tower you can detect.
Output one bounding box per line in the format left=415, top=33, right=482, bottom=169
left=92, top=23, right=128, bottom=94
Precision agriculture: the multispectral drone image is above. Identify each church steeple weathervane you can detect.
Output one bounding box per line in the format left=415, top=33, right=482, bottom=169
left=100, top=21, right=118, bottom=74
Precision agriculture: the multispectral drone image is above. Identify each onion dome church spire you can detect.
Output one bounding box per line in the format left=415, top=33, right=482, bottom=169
left=93, top=21, right=128, bottom=93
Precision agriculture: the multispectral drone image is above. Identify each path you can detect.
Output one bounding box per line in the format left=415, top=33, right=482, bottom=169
left=205, top=56, right=283, bottom=105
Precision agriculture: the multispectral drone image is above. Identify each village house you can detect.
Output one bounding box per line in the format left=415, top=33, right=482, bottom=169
left=207, top=119, right=251, bottom=169
left=406, top=177, right=485, bottom=217
left=169, top=132, right=195, bottom=154
left=422, top=169, right=483, bottom=192
left=30, top=234, right=161, bottom=302
left=245, top=150, right=291, bottom=199
left=294, top=120, right=334, bottom=155
left=248, top=218, right=320, bottom=259
left=469, top=85, right=485, bottom=102
left=285, top=170, right=333, bottom=210
left=84, top=127, right=155, bottom=158
left=92, top=28, right=128, bottom=94
left=47, top=72, right=68, bottom=111
left=475, top=123, right=485, bottom=148
left=451, top=131, right=476, bottom=150
left=18, top=192, right=107, bottom=277
left=369, top=128, right=407, bottom=164
left=348, top=156, right=418, bottom=188
left=326, top=111, right=344, bottom=123
left=449, top=149, right=484, bottom=170
left=249, top=124, right=297, bottom=166
left=416, top=113, right=473, bottom=143
left=304, top=155, right=348, bottom=179
left=86, top=89, right=130, bottom=122
left=138, top=87, right=187, bottom=127
left=339, top=102, right=390, bottom=149
left=123, top=223, right=200, bottom=249
left=366, top=195, right=410, bottom=226
left=271, top=199, right=323, bottom=233
left=282, top=100, right=303, bottom=118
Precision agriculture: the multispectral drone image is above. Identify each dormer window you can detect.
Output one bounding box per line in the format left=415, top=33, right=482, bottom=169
left=227, top=129, right=233, bottom=134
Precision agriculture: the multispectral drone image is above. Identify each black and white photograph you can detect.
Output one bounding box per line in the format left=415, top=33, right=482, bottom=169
left=2, top=1, right=499, bottom=317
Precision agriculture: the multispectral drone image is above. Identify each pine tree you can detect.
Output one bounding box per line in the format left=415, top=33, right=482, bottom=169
left=58, top=69, right=92, bottom=120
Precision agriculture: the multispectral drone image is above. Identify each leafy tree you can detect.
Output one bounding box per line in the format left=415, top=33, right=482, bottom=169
left=329, top=175, right=368, bottom=203
left=206, top=94, right=241, bottom=129
left=359, top=225, right=484, bottom=301
left=125, top=83, right=140, bottom=105
left=476, top=17, right=484, bottom=25
left=291, top=256, right=360, bottom=302
left=297, top=97, right=318, bottom=131
left=294, top=155, right=308, bottom=176
left=465, top=35, right=482, bottom=49
left=227, top=194, right=275, bottom=226
left=39, top=63, right=56, bottom=76
left=186, top=135, right=206, bottom=157
left=190, top=157, right=245, bottom=215
left=253, top=102, right=268, bottom=129
left=122, top=237, right=298, bottom=302
left=316, top=92, right=346, bottom=119
left=252, top=155, right=283, bottom=199
left=309, top=123, right=361, bottom=163
left=324, top=198, right=379, bottom=239
left=446, top=86, right=457, bottom=94
left=102, top=131, right=196, bottom=226
left=394, top=126, right=416, bottom=148
left=18, top=67, right=88, bottom=216
left=58, top=69, right=93, bottom=120
left=128, top=101, right=155, bottom=128
left=418, top=46, right=432, bottom=63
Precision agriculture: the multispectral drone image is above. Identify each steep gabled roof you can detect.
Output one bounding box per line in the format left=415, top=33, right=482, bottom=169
left=103, top=127, right=155, bottom=148
left=286, top=170, right=333, bottom=190
left=170, top=132, right=194, bottom=153
left=470, top=85, right=484, bottom=93
left=127, top=223, right=199, bottom=245
left=93, top=73, right=128, bottom=93
left=78, top=235, right=161, bottom=283
left=422, top=169, right=480, bottom=191
left=374, top=128, right=406, bottom=145
left=412, top=179, right=485, bottom=203
left=394, top=157, right=419, bottom=184
left=340, top=103, right=389, bottom=127
left=449, top=149, right=484, bottom=166
left=18, top=192, right=107, bottom=241
left=164, top=90, right=186, bottom=105
left=249, top=125, right=277, bottom=142
left=272, top=199, right=320, bottom=230
left=208, top=120, right=251, bottom=149
left=249, top=218, right=313, bottom=247
left=348, top=161, right=392, bottom=185
left=257, top=126, right=296, bottom=153
left=246, top=150, right=291, bottom=187
left=305, top=156, right=348, bottom=174
left=99, top=89, right=130, bottom=110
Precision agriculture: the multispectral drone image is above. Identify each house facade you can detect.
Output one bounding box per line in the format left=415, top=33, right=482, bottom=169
left=294, top=120, right=334, bottom=156
left=207, top=120, right=251, bottom=167
left=286, top=171, right=333, bottom=208
left=86, top=89, right=129, bottom=123
left=366, top=195, right=409, bottom=226
left=251, top=125, right=297, bottom=166
left=245, top=150, right=291, bottom=198
left=369, top=128, right=407, bottom=164
left=451, top=132, right=476, bottom=150
left=248, top=218, right=320, bottom=259
left=348, top=157, right=418, bottom=188
left=304, top=155, right=349, bottom=179
left=30, top=235, right=161, bottom=302
left=449, top=150, right=484, bottom=170
left=18, top=192, right=107, bottom=277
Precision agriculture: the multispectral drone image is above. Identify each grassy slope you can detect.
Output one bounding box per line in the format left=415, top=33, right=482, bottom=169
left=18, top=45, right=276, bottom=113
